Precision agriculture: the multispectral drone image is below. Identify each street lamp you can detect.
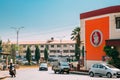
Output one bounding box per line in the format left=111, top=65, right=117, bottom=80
left=11, top=27, right=24, bottom=57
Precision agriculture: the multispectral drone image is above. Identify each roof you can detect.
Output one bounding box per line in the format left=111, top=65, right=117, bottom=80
left=12, top=40, right=75, bottom=45
left=105, top=39, right=120, bottom=46
left=0, top=52, right=10, bottom=55
left=80, top=5, right=120, bottom=19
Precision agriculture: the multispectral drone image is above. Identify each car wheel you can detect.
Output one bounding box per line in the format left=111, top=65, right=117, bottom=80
left=89, top=72, right=94, bottom=77
left=54, top=71, right=56, bottom=74
left=67, top=71, right=69, bottom=74
left=59, top=71, right=62, bottom=74
left=106, top=73, right=112, bottom=78
left=99, top=75, right=102, bottom=77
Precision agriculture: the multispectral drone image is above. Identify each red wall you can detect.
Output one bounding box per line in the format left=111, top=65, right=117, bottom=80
left=85, top=16, right=109, bottom=60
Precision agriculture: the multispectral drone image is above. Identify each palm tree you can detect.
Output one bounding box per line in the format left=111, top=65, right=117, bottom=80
left=71, top=27, right=81, bottom=47
left=71, top=27, right=81, bottom=61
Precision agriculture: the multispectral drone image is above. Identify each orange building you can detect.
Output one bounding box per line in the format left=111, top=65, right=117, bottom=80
left=80, top=5, right=120, bottom=70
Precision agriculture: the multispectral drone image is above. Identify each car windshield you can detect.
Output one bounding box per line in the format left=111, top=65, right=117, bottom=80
left=40, top=63, right=47, bottom=67
left=106, top=64, right=116, bottom=68
left=61, top=62, right=69, bottom=66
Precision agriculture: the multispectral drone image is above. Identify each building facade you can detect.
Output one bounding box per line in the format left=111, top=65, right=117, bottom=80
left=18, top=40, right=75, bottom=58
left=80, top=5, right=120, bottom=69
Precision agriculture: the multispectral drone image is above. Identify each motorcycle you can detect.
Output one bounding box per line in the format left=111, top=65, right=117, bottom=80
left=9, top=66, right=16, bottom=77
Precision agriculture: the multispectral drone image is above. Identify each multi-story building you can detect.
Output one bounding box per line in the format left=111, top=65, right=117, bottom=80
left=80, top=5, right=120, bottom=70
left=19, top=40, right=75, bottom=58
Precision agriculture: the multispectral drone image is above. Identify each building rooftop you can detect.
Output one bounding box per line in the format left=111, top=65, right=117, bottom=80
left=12, top=40, right=75, bottom=45
left=80, top=5, right=120, bottom=19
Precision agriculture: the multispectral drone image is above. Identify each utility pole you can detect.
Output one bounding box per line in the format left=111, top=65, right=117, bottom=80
left=11, top=27, right=24, bottom=57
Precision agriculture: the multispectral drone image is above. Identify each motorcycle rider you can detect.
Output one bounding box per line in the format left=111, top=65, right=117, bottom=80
left=9, top=63, right=16, bottom=77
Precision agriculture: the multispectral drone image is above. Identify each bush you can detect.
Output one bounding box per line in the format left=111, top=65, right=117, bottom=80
left=109, top=58, right=120, bottom=69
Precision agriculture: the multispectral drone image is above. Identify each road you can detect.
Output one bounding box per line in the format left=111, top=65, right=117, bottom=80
left=5, top=67, right=120, bottom=80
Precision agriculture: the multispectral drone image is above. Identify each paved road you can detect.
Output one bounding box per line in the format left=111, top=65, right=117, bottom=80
left=5, top=67, right=120, bottom=80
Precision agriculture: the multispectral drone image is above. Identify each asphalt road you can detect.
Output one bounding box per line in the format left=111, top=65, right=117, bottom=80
left=4, top=67, right=120, bottom=80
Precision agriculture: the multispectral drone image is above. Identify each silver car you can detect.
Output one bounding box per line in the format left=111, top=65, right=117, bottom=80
left=89, top=63, right=120, bottom=78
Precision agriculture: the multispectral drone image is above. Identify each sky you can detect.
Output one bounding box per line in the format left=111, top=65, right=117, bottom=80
left=0, top=0, right=120, bottom=42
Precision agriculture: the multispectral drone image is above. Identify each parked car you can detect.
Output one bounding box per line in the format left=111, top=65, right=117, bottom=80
left=89, top=63, right=120, bottom=78
left=39, top=63, right=48, bottom=71
left=52, top=61, right=70, bottom=74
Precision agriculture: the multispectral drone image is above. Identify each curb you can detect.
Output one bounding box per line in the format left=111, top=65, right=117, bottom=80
left=0, top=71, right=9, bottom=80
left=0, top=75, right=7, bottom=80
left=70, top=71, right=89, bottom=75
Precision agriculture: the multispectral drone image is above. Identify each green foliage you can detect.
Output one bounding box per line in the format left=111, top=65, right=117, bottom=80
left=11, top=44, right=16, bottom=64
left=104, top=46, right=119, bottom=59
left=104, top=45, right=120, bottom=69
left=71, top=27, right=81, bottom=61
left=26, top=46, right=32, bottom=65
left=71, top=27, right=81, bottom=47
left=35, top=45, right=40, bottom=64
left=44, top=48, right=48, bottom=61
left=75, top=43, right=80, bottom=61
left=109, top=58, right=120, bottom=69
left=0, top=40, right=2, bottom=57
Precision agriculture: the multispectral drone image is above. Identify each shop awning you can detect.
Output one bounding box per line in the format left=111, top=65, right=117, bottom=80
left=105, top=39, right=120, bottom=46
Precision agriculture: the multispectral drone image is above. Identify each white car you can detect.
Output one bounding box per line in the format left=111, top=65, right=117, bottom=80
left=89, top=63, right=120, bottom=78
left=39, top=63, right=48, bottom=71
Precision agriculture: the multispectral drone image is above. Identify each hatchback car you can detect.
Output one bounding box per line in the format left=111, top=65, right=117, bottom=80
left=39, top=63, right=48, bottom=71
left=89, top=63, right=120, bottom=78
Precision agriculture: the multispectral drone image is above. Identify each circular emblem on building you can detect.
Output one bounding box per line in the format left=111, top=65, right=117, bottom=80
left=90, top=30, right=103, bottom=47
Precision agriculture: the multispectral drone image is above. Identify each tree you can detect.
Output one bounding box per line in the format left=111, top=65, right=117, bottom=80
left=44, top=48, right=48, bottom=61
left=18, top=45, right=24, bottom=58
left=104, top=46, right=119, bottom=59
left=35, top=45, right=40, bottom=64
left=10, top=44, right=16, bottom=64
left=71, top=27, right=81, bottom=47
left=71, top=27, right=81, bottom=60
left=26, top=46, right=32, bottom=65
left=75, top=43, right=80, bottom=61
left=0, top=39, right=2, bottom=57
left=2, top=39, right=11, bottom=53
left=104, top=45, right=120, bottom=68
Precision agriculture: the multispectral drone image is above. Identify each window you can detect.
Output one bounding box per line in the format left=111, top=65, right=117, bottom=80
left=63, top=44, right=67, bottom=47
left=63, top=50, right=69, bottom=53
left=57, top=50, right=60, bottom=53
left=50, top=50, right=56, bottom=53
left=51, top=45, right=54, bottom=48
left=70, top=50, right=75, bottom=53
left=41, top=50, right=44, bottom=53
left=57, top=45, right=61, bottom=47
left=41, top=45, right=44, bottom=48
left=116, top=17, right=120, bottom=29
left=92, top=64, right=98, bottom=68
left=98, top=65, right=104, bottom=69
